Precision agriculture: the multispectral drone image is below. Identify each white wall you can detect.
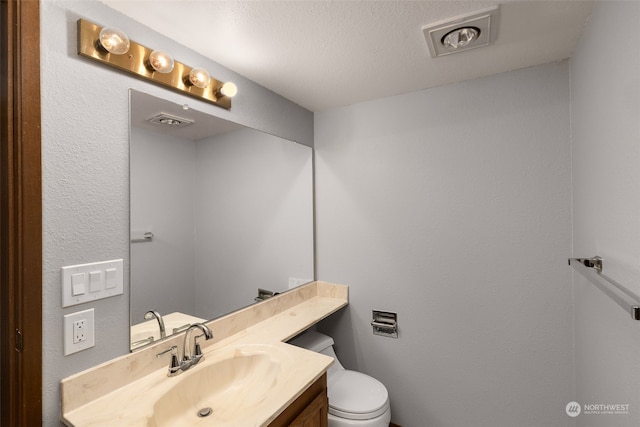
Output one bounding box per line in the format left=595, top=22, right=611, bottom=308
left=315, top=62, right=573, bottom=427
left=130, top=127, right=196, bottom=323
left=570, top=3, right=640, bottom=426
left=40, top=1, right=313, bottom=425
left=193, top=129, right=314, bottom=319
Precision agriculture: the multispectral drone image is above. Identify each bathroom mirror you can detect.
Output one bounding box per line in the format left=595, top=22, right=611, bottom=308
left=129, top=90, right=314, bottom=350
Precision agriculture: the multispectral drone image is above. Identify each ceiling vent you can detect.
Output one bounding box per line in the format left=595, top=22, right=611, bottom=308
left=422, top=6, right=500, bottom=58
left=147, top=112, right=194, bottom=128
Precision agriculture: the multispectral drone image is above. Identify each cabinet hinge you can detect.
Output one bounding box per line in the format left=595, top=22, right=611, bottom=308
left=15, top=328, right=23, bottom=352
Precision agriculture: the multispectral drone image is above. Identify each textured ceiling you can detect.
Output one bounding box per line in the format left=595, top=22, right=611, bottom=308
left=101, top=1, right=594, bottom=112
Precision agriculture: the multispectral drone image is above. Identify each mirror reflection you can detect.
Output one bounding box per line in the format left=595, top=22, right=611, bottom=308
left=129, top=90, right=314, bottom=350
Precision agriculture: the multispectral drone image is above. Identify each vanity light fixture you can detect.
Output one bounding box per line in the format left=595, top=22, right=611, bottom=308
left=147, top=50, right=175, bottom=74
left=187, top=67, right=210, bottom=89
left=98, top=27, right=130, bottom=54
left=218, top=81, right=238, bottom=98
left=77, top=19, right=235, bottom=109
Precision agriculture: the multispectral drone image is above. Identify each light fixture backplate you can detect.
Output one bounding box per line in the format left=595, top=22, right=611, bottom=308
left=77, top=19, right=231, bottom=109
left=422, top=6, right=500, bottom=58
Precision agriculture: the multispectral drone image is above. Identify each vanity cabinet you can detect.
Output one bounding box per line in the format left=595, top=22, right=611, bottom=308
left=269, top=373, right=328, bottom=427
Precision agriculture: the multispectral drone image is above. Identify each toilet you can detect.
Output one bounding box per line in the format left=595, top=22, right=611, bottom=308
left=288, top=331, right=391, bottom=427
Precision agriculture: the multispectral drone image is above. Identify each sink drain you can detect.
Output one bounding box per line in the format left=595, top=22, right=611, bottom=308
left=197, top=407, right=213, bottom=418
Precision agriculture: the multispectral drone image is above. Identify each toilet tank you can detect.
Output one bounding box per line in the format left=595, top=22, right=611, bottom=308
left=288, top=330, right=345, bottom=375
left=288, top=330, right=334, bottom=353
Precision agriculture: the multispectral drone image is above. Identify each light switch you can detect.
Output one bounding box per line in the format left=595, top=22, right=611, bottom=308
left=61, top=259, right=123, bottom=307
left=89, top=270, right=103, bottom=293
left=71, top=273, right=86, bottom=296
left=105, top=268, right=117, bottom=289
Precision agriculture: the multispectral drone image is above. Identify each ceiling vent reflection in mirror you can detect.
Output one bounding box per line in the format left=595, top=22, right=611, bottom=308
left=148, top=113, right=195, bottom=128
left=77, top=19, right=237, bottom=109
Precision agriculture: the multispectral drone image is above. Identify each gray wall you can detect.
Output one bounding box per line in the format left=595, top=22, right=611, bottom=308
left=571, top=2, right=640, bottom=426
left=130, top=127, right=197, bottom=323
left=130, top=126, right=313, bottom=325
left=193, top=129, right=314, bottom=319
left=41, top=1, right=312, bottom=425
left=315, top=62, right=574, bottom=427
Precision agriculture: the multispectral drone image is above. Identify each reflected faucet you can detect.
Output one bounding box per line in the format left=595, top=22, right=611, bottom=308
left=181, top=323, right=213, bottom=370
left=144, top=310, right=166, bottom=339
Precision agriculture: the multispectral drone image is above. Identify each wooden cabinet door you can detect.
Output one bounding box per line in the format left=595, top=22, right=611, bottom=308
left=268, top=373, right=328, bottom=427
left=288, top=391, right=328, bottom=427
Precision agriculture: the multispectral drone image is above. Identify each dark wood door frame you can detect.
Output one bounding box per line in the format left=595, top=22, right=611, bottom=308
left=1, top=0, right=43, bottom=425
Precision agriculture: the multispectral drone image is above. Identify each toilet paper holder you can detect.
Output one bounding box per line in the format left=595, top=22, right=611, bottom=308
left=371, top=310, right=398, bottom=338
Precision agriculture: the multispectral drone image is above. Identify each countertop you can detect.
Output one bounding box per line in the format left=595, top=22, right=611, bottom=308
left=61, top=281, right=348, bottom=427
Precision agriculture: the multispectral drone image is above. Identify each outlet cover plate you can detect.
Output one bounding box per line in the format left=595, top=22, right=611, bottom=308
left=64, top=308, right=95, bottom=355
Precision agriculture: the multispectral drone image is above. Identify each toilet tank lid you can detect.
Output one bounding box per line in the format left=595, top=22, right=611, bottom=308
left=287, top=330, right=334, bottom=353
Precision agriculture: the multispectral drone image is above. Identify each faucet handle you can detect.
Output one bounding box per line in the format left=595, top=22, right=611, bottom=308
left=192, top=334, right=206, bottom=363
left=156, top=345, right=181, bottom=377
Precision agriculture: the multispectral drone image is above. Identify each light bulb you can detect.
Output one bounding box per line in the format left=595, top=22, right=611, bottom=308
left=441, top=27, right=479, bottom=50
left=188, top=67, right=210, bottom=89
left=98, top=27, right=130, bottom=55
left=219, top=82, right=238, bottom=98
left=148, top=50, right=174, bottom=73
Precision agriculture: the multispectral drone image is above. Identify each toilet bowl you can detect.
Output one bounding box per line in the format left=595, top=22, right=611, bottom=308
left=288, top=331, right=391, bottom=427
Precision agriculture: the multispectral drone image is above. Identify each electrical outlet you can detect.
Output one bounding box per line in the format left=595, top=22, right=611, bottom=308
left=73, top=319, right=87, bottom=344
left=64, top=308, right=95, bottom=355
left=288, top=277, right=313, bottom=289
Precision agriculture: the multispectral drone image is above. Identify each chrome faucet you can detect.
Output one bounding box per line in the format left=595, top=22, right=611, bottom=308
left=181, top=323, right=213, bottom=370
left=156, top=323, right=213, bottom=377
left=144, top=310, right=166, bottom=339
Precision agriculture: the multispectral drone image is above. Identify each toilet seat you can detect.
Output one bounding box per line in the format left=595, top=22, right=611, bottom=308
left=327, top=370, right=390, bottom=421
